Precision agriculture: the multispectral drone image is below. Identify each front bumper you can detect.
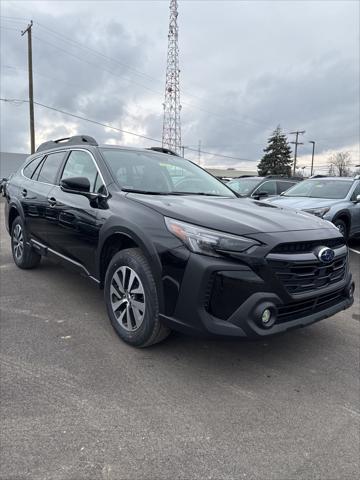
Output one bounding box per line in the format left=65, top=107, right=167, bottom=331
left=159, top=243, right=354, bottom=338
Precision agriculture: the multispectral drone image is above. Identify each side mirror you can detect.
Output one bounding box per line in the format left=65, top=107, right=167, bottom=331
left=254, top=191, right=268, bottom=200
left=60, top=176, right=91, bottom=195
left=355, top=194, right=360, bottom=203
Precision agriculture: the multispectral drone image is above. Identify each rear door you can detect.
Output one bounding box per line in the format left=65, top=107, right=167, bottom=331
left=20, top=151, right=66, bottom=244
left=45, top=149, right=106, bottom=275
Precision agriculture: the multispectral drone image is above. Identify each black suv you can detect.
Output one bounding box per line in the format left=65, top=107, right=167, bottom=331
left=227, top=175, right=301, bottom=199
left=4, top=136, right=354, bottom=347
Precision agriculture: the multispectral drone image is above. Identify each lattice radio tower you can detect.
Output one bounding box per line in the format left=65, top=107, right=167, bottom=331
left=162, top=0, right=182, bottom=154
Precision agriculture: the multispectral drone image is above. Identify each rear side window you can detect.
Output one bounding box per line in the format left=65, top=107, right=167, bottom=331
left=37, top=152, right=66, bottom=184
left=23, top=156, right=44, bottom=179
left=277, top=181, right=296, bottom=194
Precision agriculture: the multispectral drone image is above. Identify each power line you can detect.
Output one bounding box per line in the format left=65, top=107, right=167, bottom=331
left=1, top=97, right=260, bottom=163
left=185, top=146, right=257, bottom=162
left=0, top=97, right=162, bottom=143
left=0, top=16, right=272, bottom=130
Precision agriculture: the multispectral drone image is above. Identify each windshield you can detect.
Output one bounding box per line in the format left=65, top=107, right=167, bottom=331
left=101, top=149, right=236, bottom=197
left=283, top=179, right=352, bottom=199
left=227, top=178, right=261, bottom=195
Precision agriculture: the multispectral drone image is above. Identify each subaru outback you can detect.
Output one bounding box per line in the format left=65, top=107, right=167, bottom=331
left=4, top=135, right=355, bottom=347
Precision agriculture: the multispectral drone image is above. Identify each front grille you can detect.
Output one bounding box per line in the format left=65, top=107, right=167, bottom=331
left=268, top=255, right=347, bottom=294
left=277, top=288, right=347, bottom=323
left=271, top=237, right=345, bottom=254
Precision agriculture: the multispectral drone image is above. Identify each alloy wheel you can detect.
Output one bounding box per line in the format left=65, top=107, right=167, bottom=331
left=110, top=266, right=146, bottom=331
left=13, top=224, right=24, bottom=260
left=337, top=224, right=346, bottom=236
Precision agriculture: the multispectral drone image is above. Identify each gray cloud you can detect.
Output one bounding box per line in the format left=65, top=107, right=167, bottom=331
left=0, top=0, right=359, bottom=170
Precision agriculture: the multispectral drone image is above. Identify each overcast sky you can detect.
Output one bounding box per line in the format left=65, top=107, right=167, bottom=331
left=0, top=0, right=359, bottom=172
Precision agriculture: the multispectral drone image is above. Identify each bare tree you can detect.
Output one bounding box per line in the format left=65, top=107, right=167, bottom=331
left=328, top=152, right=352, bottom=177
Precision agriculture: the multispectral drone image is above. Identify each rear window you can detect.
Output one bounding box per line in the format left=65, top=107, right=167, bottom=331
left=37, top=152, right=66, bottom=184
left=23, top=156, right=44, bottom=179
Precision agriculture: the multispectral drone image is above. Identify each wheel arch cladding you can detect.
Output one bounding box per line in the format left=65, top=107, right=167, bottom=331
left=97, top=227, right=165, bottom=312
left=8, top=205, right=20, bottom=232
left=333, top=211, right=350, bottom=230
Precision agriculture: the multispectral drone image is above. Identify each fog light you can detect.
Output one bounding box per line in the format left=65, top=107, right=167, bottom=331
left=262, top=308, right=272, bottom=325
left=348, top=283, right=355, bottom=299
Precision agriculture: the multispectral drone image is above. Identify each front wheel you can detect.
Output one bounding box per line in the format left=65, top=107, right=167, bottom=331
left=334, top=219, right=348, bottom=239
left=11, top=216, right=41, bottom=269
left=104, top=248, right=170, bottom=347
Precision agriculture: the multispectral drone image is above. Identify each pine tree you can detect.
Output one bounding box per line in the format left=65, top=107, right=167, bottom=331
left=257, top=126, right=293, bottom=176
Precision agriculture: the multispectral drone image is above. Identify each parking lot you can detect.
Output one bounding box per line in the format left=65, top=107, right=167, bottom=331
left=0, top=205, right=359, bottom=480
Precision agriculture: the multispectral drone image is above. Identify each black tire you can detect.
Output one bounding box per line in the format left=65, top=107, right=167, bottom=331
left=104, top=248, right=170, bottom=347
left=11, top=216, right=41, bottom=269
left=334, top=219, right=348, bottom=239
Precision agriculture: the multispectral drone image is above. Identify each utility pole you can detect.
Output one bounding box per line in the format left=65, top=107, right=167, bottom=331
left=290, top=130, right=305, bottom=175
left=21, top=20, right=35, bottom=154
left=181, top=145, right=188, bottom=158
left=309, top=141, right=316, bottom=176
left=198, top=140, right=201, bottom=165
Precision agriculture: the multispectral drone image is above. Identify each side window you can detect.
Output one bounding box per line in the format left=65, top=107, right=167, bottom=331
left=253, top=180, right=277, bottom=196
left=37, top=152, right=65, bottom=184
left=23, top=156, right=44, bottom=179
left=350, top=183, right=360, bottom=201
left=61, top=150, right=104, bottom=193
left=277, top=181, right=296, bottom=194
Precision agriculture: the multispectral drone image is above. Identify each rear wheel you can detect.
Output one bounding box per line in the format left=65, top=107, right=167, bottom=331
left=334, top=219, right=348, bottom=239
left=104, top=248, right=170, bottom=347
left=11, top=216, right=41, bottom=269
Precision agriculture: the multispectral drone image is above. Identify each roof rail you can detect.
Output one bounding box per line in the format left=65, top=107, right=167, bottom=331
left=36, top=135, right=98, bottom=153
left=146, top=147, right=179, bottom=156
left=264, top=175, right=303, bottom=180
left=233, top=175, right=257, bottom=179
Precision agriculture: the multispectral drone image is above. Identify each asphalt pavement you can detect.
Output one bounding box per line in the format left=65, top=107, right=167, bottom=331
left=0, top=206, right=359, bottom=480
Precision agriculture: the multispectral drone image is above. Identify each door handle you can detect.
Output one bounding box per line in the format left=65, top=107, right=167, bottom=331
left=48, top=197, right=57, bottom=207
left=21, top=189, right=27, bottom=197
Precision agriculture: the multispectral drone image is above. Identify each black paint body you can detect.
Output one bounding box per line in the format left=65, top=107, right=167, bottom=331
left=5, top=144, right=354, bottom=339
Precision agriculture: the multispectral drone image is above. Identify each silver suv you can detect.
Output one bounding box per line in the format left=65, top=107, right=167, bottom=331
left=227, top=175, right=300, bottom=200
left=265, top=176, right=360, bottom=239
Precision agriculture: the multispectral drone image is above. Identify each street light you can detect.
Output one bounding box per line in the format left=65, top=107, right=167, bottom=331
left=309, top=141, right=316, bottom=176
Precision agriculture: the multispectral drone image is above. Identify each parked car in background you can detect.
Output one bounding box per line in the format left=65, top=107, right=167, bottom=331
left=227, top=175, right=301, bottom=199
left=265, top=176, right=360, bottom=239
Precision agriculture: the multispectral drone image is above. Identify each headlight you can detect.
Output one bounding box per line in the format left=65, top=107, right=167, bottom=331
left=165, top=217, right=260, bottom=257
left=303, top=207, right=330, bottom=218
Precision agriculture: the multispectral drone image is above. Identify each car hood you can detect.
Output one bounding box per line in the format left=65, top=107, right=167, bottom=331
left=265, top=196, right=338, bottom=209
left=125, top=194, right=334, bottom=236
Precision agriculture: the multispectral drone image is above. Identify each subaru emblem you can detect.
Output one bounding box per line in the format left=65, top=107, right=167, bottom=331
left=317, top=247, right=335, bottom=263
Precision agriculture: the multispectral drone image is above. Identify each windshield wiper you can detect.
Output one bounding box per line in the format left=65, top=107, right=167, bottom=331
left=169, top=191, right=230, bottom=197
left=122, top=188, right=231, bottom=197
left=121, top=188, right=171, bottom=195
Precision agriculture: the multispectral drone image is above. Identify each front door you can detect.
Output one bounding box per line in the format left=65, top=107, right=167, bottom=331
left=45, top=149, right=106, bottom=276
